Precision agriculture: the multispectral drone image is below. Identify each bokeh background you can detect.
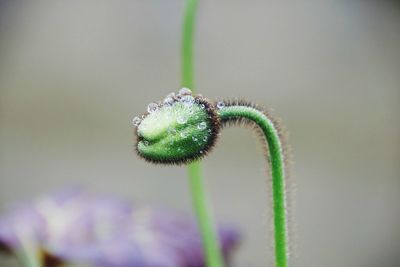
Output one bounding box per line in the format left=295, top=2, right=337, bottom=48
left=1, top=1, right=399, bottom=266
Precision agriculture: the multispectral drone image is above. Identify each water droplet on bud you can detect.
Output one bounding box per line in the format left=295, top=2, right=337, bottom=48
left=178, top=88, right=192, bottom=96
left=181, top=95, right=195, bottom=107
left=217, top=101, right=225, bottom=109
left=163, top=97, right=175, bottom=106
left=197, top=122, right=207, bottom=130
left=166, top=92, right=175, bottom=98
left=177, top=115, right=188, bottom=124
left=180, top=131, right=188, bottom=138
left=132, top=116, right=141, bottom=127
left=147, top=103, right=159, bottom=113
left=168, top=127, right=177, bottom=135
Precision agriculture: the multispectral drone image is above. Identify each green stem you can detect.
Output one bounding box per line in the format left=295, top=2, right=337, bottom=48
left=188, top=162, right=224, bottom=267
left=15, top=241, right=42, bottom=267
left=218, top=106, right=288, bottom=267
left=181, top=0, right=197, bottom=89
left=181, top=1, right=224, bottom=267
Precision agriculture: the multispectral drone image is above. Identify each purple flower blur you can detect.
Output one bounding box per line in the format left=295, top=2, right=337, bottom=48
left=0, top=188, right=240, bottom=267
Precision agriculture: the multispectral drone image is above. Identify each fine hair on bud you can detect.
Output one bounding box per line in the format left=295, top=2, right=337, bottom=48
left=133, top=89, right=221, bottom=165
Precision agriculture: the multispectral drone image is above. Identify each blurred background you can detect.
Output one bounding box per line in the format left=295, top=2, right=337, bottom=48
left=0, top=1, right=399, bottom=266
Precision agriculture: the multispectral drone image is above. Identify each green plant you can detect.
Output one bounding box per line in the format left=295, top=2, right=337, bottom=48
left=133, top=1, right=290, bottom=266
left=134, top=92, right=289, bottom=267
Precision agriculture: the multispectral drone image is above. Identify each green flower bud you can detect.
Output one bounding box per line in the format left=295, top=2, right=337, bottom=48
left=133, top=89, right=220, bottom=164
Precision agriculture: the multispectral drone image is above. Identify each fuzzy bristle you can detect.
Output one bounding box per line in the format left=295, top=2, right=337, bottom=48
left=217, top=98, right=290, bottom=176
left=217, top=98, right=295, bottom=257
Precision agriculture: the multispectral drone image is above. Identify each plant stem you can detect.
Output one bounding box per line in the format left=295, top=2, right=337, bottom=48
left=218, top=105, right=288, bottom=267
left=15, top=240, right=42, bottom=267
left=181, top=0, right=197, bottom=89
left=188, top=162, right=224, bottom=267
left=181, top=1, right=224, bottom=267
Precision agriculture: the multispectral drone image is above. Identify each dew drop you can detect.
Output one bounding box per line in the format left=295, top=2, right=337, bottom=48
left=192, top=136, right=198, bottom=142
left=132, top=116, right=141, bottom=127
left=202, top=136, right=208, bottom=142
left=197, top=122, right=207, bottom=130
left=147, top=102, right=159, bottom=113
left=199, top=150, right=204, bottom=154
left=181, top=95, right=195, bottom=107
left=217, top=101, right=225, bottom=109
left=178, top=87, right=192, bottom=95
left=167, top=92, right=176, bottom=99
left=163, top=97, right=175, bottom=106
left=168, top=127, right=177, bottom=135
left=177, top=115, right=188, bottom=124
left=180, top=131, right=188, bottom=138
left=144, top=140, right=149, bottom=146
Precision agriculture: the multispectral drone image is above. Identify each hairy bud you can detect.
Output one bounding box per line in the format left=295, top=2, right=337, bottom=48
left=133, top=89, right=220, bottom=164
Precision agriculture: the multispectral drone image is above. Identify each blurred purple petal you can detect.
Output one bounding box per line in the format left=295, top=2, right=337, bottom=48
left=0, top=188, right=240, bottom=267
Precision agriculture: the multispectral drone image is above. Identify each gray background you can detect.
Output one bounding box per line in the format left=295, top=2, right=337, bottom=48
left=0, top=1, right=399, bottom=267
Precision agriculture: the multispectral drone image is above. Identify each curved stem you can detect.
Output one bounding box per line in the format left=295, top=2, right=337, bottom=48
left=181, top=1, right=224, bottom=267
left=218, top=105, right=288, bottom=267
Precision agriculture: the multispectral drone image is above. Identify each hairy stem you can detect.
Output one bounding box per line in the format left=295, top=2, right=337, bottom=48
left=181, top=1, right=224, bottom=267
left=218, top=105, right=288, bottom=267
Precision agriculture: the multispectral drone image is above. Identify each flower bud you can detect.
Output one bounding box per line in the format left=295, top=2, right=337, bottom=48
left=134, top=89, right=220, bottom=164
